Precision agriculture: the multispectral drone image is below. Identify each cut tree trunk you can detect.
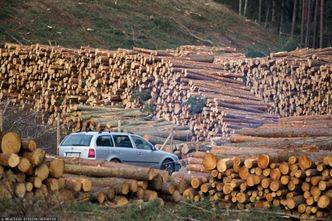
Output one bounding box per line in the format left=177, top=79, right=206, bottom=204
left=0, top=153, right=20, bottom=168
left=238, top=128, right=332, bottom=138
left=1, top=131, right=21, bottom=154
left=64, top=163, right=156, bottom=181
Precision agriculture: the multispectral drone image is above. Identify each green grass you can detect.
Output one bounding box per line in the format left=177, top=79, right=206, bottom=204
left=0, top=0, right=277, bottom=52
left=0, top=197, right=296, bottom=221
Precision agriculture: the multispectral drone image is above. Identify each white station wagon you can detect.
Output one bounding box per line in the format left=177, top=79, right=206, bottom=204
left=58, top=131, right=180, bottom=173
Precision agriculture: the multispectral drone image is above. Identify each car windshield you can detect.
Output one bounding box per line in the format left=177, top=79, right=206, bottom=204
left=61, top=134, right=92, bottom=146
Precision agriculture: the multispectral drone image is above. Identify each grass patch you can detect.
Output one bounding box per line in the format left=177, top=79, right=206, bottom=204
left=0, top=0, right=278, bottom=51
left=0, top=196, right=302, bottom=221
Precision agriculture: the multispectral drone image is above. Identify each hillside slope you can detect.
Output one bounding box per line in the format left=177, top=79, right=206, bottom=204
left=0, top=0, right=277, bottom=51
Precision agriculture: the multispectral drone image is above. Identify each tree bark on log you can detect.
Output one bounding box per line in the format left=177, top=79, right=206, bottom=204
left=64, top=163, right=156, bottom=181
left=238, top=128, right=332, bottom=138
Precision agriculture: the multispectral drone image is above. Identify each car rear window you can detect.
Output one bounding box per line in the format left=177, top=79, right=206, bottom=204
left=96, top=135, right=113, bottom=147
left=61, top=134, right=93, bottom=146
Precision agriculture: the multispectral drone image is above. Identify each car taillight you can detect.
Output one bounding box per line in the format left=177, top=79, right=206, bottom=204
left=88, top=148, right=95, bottom=158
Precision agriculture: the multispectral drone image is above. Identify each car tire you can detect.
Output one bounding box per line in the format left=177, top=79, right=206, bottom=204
left=160, top=159, right=175, bottom=174
left=110, top=159, right=121, bottom=163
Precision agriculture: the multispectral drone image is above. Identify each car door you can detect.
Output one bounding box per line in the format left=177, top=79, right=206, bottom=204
left=112, top=135, right=138, bottom=165
left=95, top=135, right=113, bottom=160
left=130, top=135, right=160, bottom=168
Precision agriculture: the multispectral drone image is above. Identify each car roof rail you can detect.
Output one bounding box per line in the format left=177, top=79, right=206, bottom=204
left=98, top=129, right=105, bottom=133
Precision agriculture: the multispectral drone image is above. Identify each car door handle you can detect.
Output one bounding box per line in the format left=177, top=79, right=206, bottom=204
left=137, top=152, right=142, bottom=155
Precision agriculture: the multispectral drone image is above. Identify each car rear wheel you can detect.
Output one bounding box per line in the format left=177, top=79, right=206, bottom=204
left=161, top=159, right=175, bottom=174
left=110, top=159, right=120, bottom=163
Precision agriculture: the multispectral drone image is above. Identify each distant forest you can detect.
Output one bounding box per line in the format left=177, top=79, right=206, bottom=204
left=216, top=0, right=332, bottom=48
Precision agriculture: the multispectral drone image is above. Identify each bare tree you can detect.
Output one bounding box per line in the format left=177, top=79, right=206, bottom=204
left=301, top=0, right=306, bottom=45
left=258, top=0, right=262, bottom=23
left=264, top=2, right=271, bottom=29
left=244, top=0, right=248, bottom=17
left=320, top=0, right=324, bottom=48
left=313, top=0, right=319, bottom=47
left=272, top=0, right=276, bottom=24
left=305, top=0, right=312, bottom=47
left=291, top=0, right=298, bottom=37
left=279, top=0, right=285, bottom=35
left=239, top=0, right=242, bottom=16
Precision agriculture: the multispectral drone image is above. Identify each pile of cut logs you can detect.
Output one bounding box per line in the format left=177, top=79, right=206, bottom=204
left=64, top=105, right=192, bottom=146
left=0, top=43, right=276, bottom=141
left=63, top=105, right=213, bottom=157
left=183, top=114, right=332, bottom=219
left=59, top=156, right=185, bottom=206
left=186, top=114, right=332, bottom=172
left=221, top=47, right=332, bottom=117
left=144, top=49, right=277, bottom=140
left=0, top=130, right=185, bottom=206
left=184, top=152, right=332, bottom=219
left=0, top=131, right=67, bottom=200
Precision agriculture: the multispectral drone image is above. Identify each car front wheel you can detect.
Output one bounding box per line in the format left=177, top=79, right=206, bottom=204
left=161, top=159, right=175, bottom=174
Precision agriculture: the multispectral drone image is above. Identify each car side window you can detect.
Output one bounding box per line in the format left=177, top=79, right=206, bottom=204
left=112, top=135, right=133, bottom=148
left=96, top=135, right=113, bottom=147
left=132, top=136, right=153, bottom=150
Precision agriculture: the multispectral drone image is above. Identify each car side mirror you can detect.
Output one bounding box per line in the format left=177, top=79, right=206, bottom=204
left=151, top=145, right=156, bottom=151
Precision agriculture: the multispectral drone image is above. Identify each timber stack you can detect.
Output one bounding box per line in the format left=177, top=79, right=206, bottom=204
left=183, top=114, right=332, bottom=219
left=0, top=130, right=69, bottom=201
left=64, top=105, right=192, bottom=147
left=186, top=114, right=332, bottom=172
left=221, top=47, right=332, bottom=117
left=58, top=156, right=187, bottom=205
left=184, top=152, right=332, bottom=219
left=63, top=104, right=211, bottom=157
left=134, top=47, right=277, bottom=140
left=0, top=43, right=276, bottom=142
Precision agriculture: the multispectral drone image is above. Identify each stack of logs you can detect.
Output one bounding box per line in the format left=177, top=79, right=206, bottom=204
left=60, top=156, right=186, bottom=207
left=0, top=130, right=188, bottom=207
left=183, top=152, right=332, bottom=219
left=63, top=105, right=192, bottom=146
left=186, top=114, right=332, bottom=172
left=0, top=131, right=67, bottom=200
left=221, top=47, right=332, bottom=117
left=137, top=47, right=278, bottom=140
left=182, top=114, right=332, bottom=219
left=0, top=43, right=276, bottom=141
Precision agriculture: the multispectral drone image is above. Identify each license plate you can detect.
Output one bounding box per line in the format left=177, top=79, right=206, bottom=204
left=66, top=152, right=80, bottom=157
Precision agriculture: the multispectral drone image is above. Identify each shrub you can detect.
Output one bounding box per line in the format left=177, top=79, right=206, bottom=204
left=184, top=96, right=206, bottom=114
left=276, top=37, right=299, bottom=52
left=131, top=88, right=151, bottom=103
left=245, top=46, right=266, bottom=58
left=142, top=100, right=156, bottom=115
